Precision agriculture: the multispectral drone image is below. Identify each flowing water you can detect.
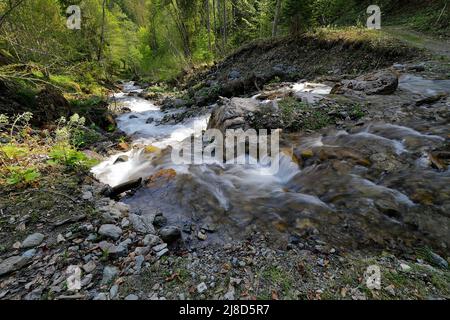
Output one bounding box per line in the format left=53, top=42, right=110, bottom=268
left=93, top=77, right=450, bottom=251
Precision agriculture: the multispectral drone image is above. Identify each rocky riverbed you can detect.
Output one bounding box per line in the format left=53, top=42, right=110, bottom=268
left=1, top=56, right=450, bottom=300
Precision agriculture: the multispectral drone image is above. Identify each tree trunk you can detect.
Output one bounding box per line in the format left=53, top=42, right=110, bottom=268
left=206, top=0, right=212, bottom=52
left=97, top=0, right=107, bottom=61
left=272, top=0, right=282, bottom=37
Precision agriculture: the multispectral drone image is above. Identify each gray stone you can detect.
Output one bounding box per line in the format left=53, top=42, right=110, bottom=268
left=152, top=243, right=168, bottom=252
left=197, top=282, right=208, bottom=293
left=82, top=261, right=97, bottom=273
left=135, top=255, right=145, bottom=273
left=128, top=214, right=155, bottom=234
left=98, top=224, right=122, bottom=240
left=22, top=249, right=37, bottom=259
left=110, top=285, right=119, bottom=299
left=82, top=191, right=93, bottom=201
left=331, top=69, right=399, bottom=95
left=125, top=294, right=139, bottom=300
left=93, top=293, right=108, bottom=300
left=0, top=255, right=30, bottom=276
left=102, top=266, right=119, bottom=284
left=143, top=234, right=161, bottom=247
left=159, top=226, right=181, bottom=243
left=156, top=248, right=169, bottom=258
left=429, top=252, right=449, bottom=269
left=22, top=233, right=45, bottom=249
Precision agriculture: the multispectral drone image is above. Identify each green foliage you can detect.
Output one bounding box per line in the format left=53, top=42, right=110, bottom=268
left=48, top=143, right=98, bottom=169
left=4, top=166, right=41, bottom=186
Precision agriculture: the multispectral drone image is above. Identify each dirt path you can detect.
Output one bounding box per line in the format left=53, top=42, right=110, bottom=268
left=384, top=26, right=450, bottom=59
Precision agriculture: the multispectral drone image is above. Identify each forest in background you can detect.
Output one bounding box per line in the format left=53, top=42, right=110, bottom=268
left=0, top=0, right=448, bottom=86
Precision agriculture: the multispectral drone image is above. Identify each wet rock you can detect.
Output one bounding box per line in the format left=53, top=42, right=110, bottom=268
left=128, top=214, right=156, bottom=234
left=159, top=226, right=181, bottom=243
left=331, top=69, right=399, bottom=95
left=21, top=233, right=45, bottom=249
left=407, top=64, right=425, bottom=72
left=146, top=117, right=155, bottom=124
left=153, top=213, right=167, bottom=228
left=207, top=97, right=259, bottom=133
left=102, top=266, right=119, bottom=284
left=0, top=256, right=30, bottom=276
left=98, top=225, right=123, bottom=240
left=114, top=155, right=129, bottom=164
left=129, top=115, right=139, bottom=119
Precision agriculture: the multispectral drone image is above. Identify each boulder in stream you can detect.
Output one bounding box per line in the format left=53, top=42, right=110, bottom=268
left=331, top=69, right=399, bottom=95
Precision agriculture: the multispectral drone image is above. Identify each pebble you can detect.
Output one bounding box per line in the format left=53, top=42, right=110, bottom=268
left=102, top=266, right=119, bottom=284
left=82, top=191, right=93, bottom=201
left=197, top=230, right=207, bottom=241
left=57, top=234, right=65, bottom=243
left=143, top=234, right=161, bottom=247
left=22, top=249, right=37, bottom=259
left=152, top=243, right=168, bottom=252
left=197, top=282, right=208, bottom=293
left=125, top=294, right=139, bottom=300
left=98, top=224, right=123, bottom=240
left=82, top=261, right=97, bottom=273
left=128, top=214, right=155, bottom=234
left=93, top=293, right=108, bottom=300
left=21, top=233, right=45, bottom=249
left=156, top=248, right=169, bottom=258
left=109, top=285, right=119, bottom=299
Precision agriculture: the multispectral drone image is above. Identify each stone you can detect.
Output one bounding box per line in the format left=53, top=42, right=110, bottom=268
left=153, top=214, right=167, bottom=228
left=93, top=293, right=108, bottom=300
left=400, top=263, right=412, bottom=272
left=98, top=224, right=122, bottom=240
left=57, top=234, right=65, bottom=243
left=152, top=243, right=168, bottom=252
left=110, top=285, right=119, bottom=299
left=146, top=117, right=155, bottom=124
left=21, top=233, right=45, bottom=249
left=197, top=230, right=207, bottom=241
left=102, top=266, right=119, bottom=284
left=143, top=234, right=161, bottom=247
left=197, top=282, right=208, bottom=293
left=82, top=261, right=97, bottom=273
left=331, top=69, right=399, bottom=95
left=385, top=285, right=396, bottom=296
left=128, top=214, right=155, bottom=234
left=82, top=191, right=93, bottom=201
left=0, top=256, right=30, bottom=276
left=22, top=249, right=37, bottom=259
left=228, top=70, right=241, bottom=80
left=114, top=155, right=129, bottom=164
left=156, top=248, right=169, bottom=258
left=135, top=255, right=145, bottom=273
left=125, top=294, right=139, bottom=300
left=159, top=226, right=181, bottom=243
left=429, top=252, right=449, bottom=269
left=121, top=218, right=130, bottom=228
